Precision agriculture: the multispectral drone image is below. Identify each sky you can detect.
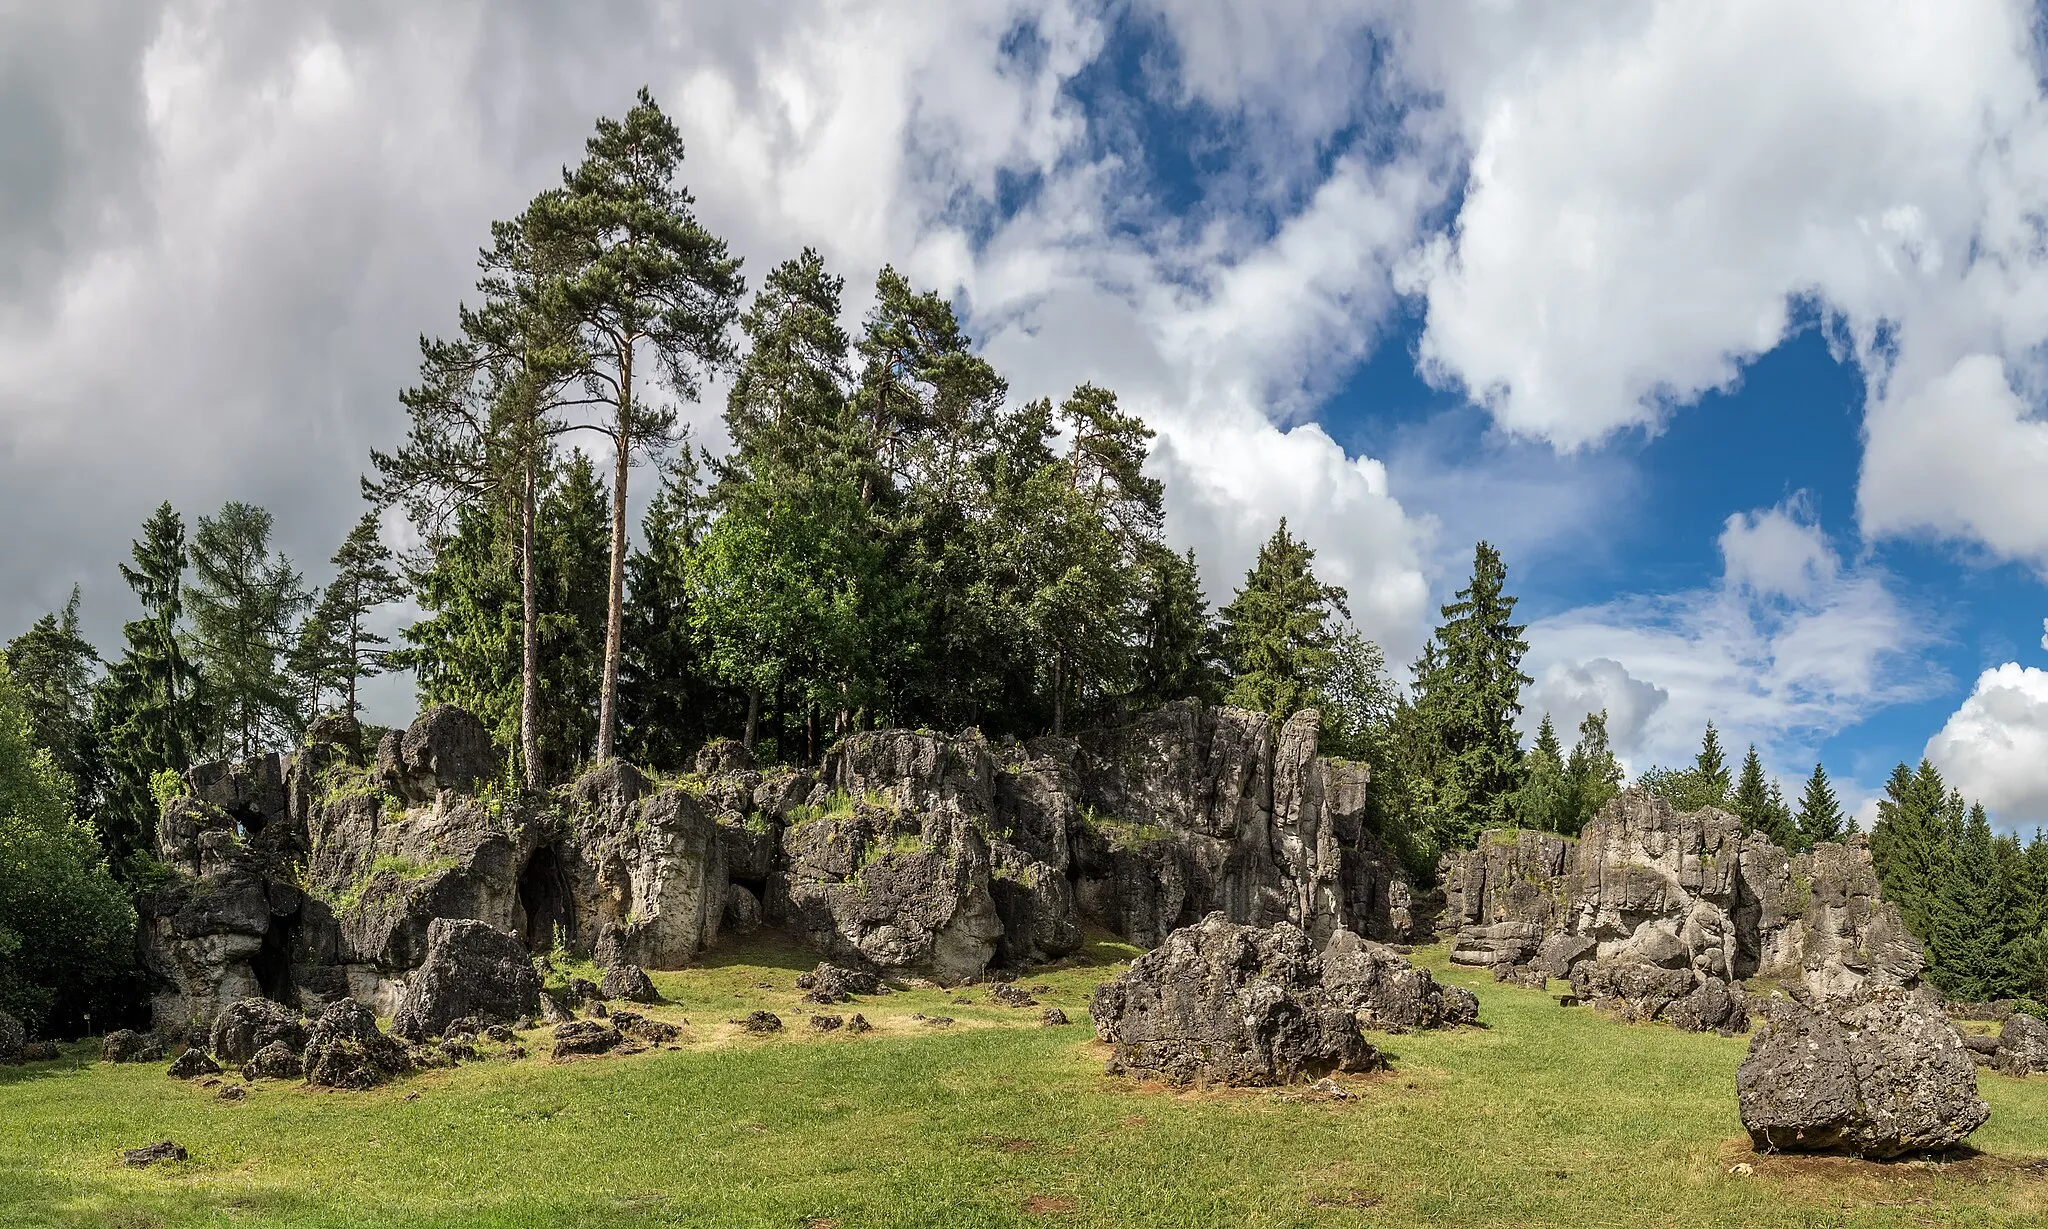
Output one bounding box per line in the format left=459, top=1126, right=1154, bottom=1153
left=5, top=2, right=2048, bottom=828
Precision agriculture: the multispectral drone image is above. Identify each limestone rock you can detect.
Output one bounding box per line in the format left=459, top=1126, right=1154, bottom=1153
left=209, top=998, right=305, bottom=1065
left=391, top=919, right=542, bottom=1040
left=739, top=1011, right=783, bottom=1034
left=722, top=884, right=763, bottom=935
left=1995, top=1012, right=2048, bottom=1077
left=1042, top=1007, right=1070, bottom=1026
left=550, top=1020, right=621, bottom=1058
left=1088, top=913, right=1384, bottom=1086
left=123, top=1141, right=186, bottom=1167
left=167, top=1049, right=220, bottom=1079
left=241, top=1040, right=303, bottom=1081
left=599, top=963, right=659, bottom=1004
left=1572, top=959, right=1699, bottom=1024
left=1664, top=976, right=1750, bottom=1036
left=378, top=705, right=499, bottom=804
left=302, top=1000, right=410, bottom=1089
left=1737, top=990, right=1988, bottom=1157
left=572, top=767, right=729, bottom=970
left=1320, top=928, right=1479, bottom=1032
left=102, top=1029, right=163, bottom=1064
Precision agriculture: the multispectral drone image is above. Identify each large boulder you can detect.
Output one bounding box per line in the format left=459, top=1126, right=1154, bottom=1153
left=302, top=999, right=411, bottom=1089
left=599, top=963, right=658, bottom=1004
left=102, top=1029, right=163, bottom=1064
left=390, top=919, right=542, bottom=1040
left=1737, top=990, right=1989, bottom=1157
left=378, top=705, right=499, bottom=804
left=1319, top=928, right=1479, bottom=1031
left=209, top=998, right=306, bottom=1065
left=1088, top=913, right=1384, bottom=1086
left=242, top=1040, right=303, bottom=1081
left=571, top=766, right=730, bottom=970
left=1994, top=1012, right=2048, bottom=1077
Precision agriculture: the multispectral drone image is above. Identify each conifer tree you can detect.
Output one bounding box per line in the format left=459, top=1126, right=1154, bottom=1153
left=1732, top=743, right=1770, bottom=829
left=297, top=513, right=405, bottom=719
left=1319, top=626, right=1398, bottom=762
left=189, top=502, right=311, bottom=758
left=1696, top=722, right=1732, bottom=805
left=1563, top=710, right=1623, bottom=833
left=1869, top=759, right=1952, bottom=956
left=92, top=503, right=205, bottom=870
left=524, top=88, right=746, bottom=764
left=1, top=586, right=100, bottom=789
left=1795, top=763, right=1846, bottom=848
left=1408, top=541, right=1532, bottom=847
left=620, top=453, right=730, bottom=765
left=1219, top=519, right=1348, bottom=721
left=1516, top=715, right=1572, bottom=833
left=1129, top=544, right=1221, bottom=712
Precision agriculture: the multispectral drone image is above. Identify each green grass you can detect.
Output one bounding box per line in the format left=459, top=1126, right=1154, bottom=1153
left=5, top=940, right=2048, bottom=1228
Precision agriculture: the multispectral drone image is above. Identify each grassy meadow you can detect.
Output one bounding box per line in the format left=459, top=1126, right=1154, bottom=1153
left=3, top=934, right=2046, bottom=1229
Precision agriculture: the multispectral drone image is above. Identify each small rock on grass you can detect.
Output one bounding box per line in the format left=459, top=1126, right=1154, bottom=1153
left=911, top=1014, right=954, bottom=1028
left=123, top=1141, right=185, bottom=1168
left=551, top=1021, right=622, bottom=1059
left=809, top=1015, right=843, bottom=1032
left=167, top=1049, right=220, bottom=1080
left=1041, top=1008, right=1070, bottom=1026
left=846, top=1014, right=872, bottom=1034
left=736, top=1011, right=783, bottom=1034
left=216, top=1084, right=248, bottom=1103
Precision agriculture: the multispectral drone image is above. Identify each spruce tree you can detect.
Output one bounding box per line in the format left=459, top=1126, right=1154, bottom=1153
left=1869, top=759, right=1951, bottom=958
left=1, top=586, right=100, bottom=789
left=1129, top=544, right=1221, bottom=712
left=311, top=513, right=406, bottom=720
left=620, top=454, right=731, bottom=765
left=1516, top=715, right=1571, bottom=833
left=1563, top=710, right=1623, bottom=833
left=1219, top=520, right=1348, bottom=720
left=1409, top=541, right=1532, bottom=847
left=1795, top=763, right=1846, bottom=848
left=1732, top=743, right=1770, bottom=829
left=189, top=502, right=312, bottom=758
left=1696, top=722, right=1732, bottom=806
left=93, top=503, right=205, bottom=870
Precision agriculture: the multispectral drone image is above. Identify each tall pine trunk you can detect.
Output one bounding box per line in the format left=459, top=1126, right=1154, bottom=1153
left=596, top=344, right=633, bottom=764
left=519, top=456, right=542, bottom=792
left=743, top=686, right=760, bottom=751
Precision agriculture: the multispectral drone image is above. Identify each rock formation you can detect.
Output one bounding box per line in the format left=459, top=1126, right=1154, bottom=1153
left=139, top=699, right=1422, bottom=1036
left=208, top=998, right=306, bottom=1065
left=301, top=1000, right=410, bottom=1090
left=1089, top=913, right=1469, bottom=1086
left=389, top=919, right=543, bottom=1040
left=1736, top=989, right=1988, bottom=1157
left=1440, top=788, right=1923, bottom=1031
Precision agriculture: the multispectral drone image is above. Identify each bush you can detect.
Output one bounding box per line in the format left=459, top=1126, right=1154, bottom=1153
left=0, top=675, right=137, bottom=1034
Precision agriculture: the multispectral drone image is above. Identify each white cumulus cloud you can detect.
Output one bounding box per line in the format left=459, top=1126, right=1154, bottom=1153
left=1927, top=664, right=2048, bottom=825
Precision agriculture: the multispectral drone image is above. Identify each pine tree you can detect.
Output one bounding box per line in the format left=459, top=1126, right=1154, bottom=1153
left=1409, top=541, right=1533, bottom=847
left=1563, top=710, right=1623, bottom=834
left=1762, top=778, right=1796, bottom=850
left=92, top=503, right=205, bottom=871
left=189, top=502, right=312, bottom=758
left=1795, top=763, right=1846, bottom=848
left=1732, top=743, right=1770, bottom=829
left=1869, top=759, right=1951, bottom=957
left=1219, top=519, right=1348, bottom=721
left=525, top=87, right=746, bottom=764
left=1, top=586, right=101, bottom=789
left=1516, top=715, right=1572, bottom=833
left=534, top=452, right=612, bottom=774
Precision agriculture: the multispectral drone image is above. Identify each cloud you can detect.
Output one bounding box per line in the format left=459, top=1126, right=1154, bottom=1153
left=0, top=0, right=1445, bottom=720
left=1719, top=498, right=1838, bottom=601
left=1523, top=500, right=1934, bottom=773
left=1927, top=664, right=2048, bottom=825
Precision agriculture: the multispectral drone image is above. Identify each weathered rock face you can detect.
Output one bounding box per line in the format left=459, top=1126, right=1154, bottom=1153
left=1441, top=788, right=1925, bottom=1024
left=390, top=919, right=542, bottom=1040
left=1069, top=705, right=1419, bottom=950
left=1319, top=928, right=1479, bottom=1032
left=209, top=998, right=306, bottom=1064
left=378, top=705, right=499, bottom=804
left=142, top=701, right=1432, bottom=1031
left=1089, top=914, right=1391, bottom=1085
left=1737, top=990, right=1988, bottom=1157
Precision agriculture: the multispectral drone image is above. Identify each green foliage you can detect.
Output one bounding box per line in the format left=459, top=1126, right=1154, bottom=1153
left=1128, top=545, right=1223, bottom=711
left=188, top=501, right=312, bottom=759
left=0, top=671, right=137, bottom=1034
left=1405, top=541, right=1532, bottom=851
left=1794, top=762, right=1847, bottom=848
left=0, top=586, right=100, bottom=791
left=1731, top=744, right=1797, bottom=848
left=1640, top=723, right=1739, bottom=815
left=1219, top=519, right=1348, bottom=721
left=295, top=512, right=406, bottom=721
left=1076, top=804, right=1168, bottom=852
left=1514, top=716, right=1573, bottom=834
left=1562, top=710, right=1622, bottom=833
left=92, top=502, right=205, bottom=873
left=147, top=768, right=189, bottom=812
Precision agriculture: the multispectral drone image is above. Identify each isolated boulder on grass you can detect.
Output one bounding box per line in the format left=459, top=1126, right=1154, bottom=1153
left=210, top=998, right=306, bottom=1064
left=1089, top=913, right=1382, bottom=1086
left=551, top=1020, right=621, bottom=1058
left=390, top=918, right=542, bottom=1040
left=1994, top=1012, right=2048, bottom=1077
left=302, top=1000, right=410, bottom=1090
left=1320, top=928, right=1479, bottom=1032
left=1737, top=989, right=1988, bottom=1157
left=599, top=963, right=658, bottom=1004
left=101, top=1029, right=163, bottom=1064
left=242, top=1040, right=302, bottom=1081
left=167, top=1049, right=221, bottom=1080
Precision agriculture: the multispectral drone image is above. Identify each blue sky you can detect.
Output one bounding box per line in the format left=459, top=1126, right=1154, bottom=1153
left=4, top=2, right=2048, bottom=827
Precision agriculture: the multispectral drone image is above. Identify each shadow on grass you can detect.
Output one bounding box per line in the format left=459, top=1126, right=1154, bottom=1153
left=0, top=1047, right=113, bottom=1088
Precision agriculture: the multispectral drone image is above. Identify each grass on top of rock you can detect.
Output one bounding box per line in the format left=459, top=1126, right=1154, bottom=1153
left=1077, top=804, right=1168, bottom=852
left=5, top=938, right=2048, bottom=1229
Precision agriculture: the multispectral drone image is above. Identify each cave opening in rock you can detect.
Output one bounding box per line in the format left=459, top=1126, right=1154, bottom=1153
left=519, top=845, right=576, bottom=954
left=251, top=911, right=298, bottom=1003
